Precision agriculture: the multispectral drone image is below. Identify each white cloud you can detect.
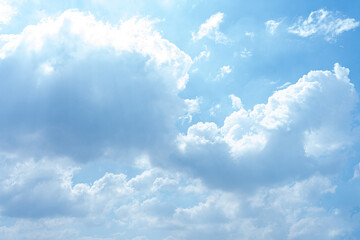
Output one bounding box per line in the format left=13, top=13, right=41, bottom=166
left=192, top=12, right=227, bottom=44
left=0, top=1, right=17, bottom=26
left=0, top=10, right=191, bottom=90
left=215, top=65, right=231, bottom=80
left=0, top=10, right=192, bottom=161
left=175, top=64, right=358, bottom=190
left=193, top=50, right=210, bottom=62
left=180, top=97, right=202, bottom=123
left=209, top=104, right=221, bottom=116
left=240, top=48, right=252, bottom=58
left=0, top=153, right=356, bottom=240
left=276, top=81, right=291, bottom=89
left=288, top=9, right=359, bottom=41
left=352, top=163, right=360, bottom=180
left=229, top=94, right=243, bottom=109
left=245, top=32, right=254, bottom=37
left=265, top=19, right=281, bottom=35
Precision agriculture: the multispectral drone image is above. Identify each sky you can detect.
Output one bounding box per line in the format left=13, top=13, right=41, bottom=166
left=0, top=0, right=360, bottom=239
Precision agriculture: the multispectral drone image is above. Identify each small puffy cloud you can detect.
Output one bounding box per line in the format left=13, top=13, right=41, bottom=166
left=245, top=32, right=254, bottom=38
left=220, top=65, right=231, bottom=74
left=229, top=94, right=243, bottom=109
left=192, top=12, right=227, bottom=44
left=180, top=97, right=202, bottom=123
left=265, top=19, right=281, bottom=35
left=215, top=65, right=231, bottom=80
left=240, top=48, right=252, bottom=58
left=174, top=64, right=358, bottom=190
left=353, top=163, right=360, bottom=180
left=0, top=1, right=17, bottom=26
left=288, top=9, right=359, bottom=41
left=209, top=104, right=221, bottom=116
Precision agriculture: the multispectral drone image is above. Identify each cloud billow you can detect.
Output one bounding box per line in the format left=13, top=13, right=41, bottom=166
left=0, top=10, right=191, bottom=161
left=174, top=64, right=358, bottom=191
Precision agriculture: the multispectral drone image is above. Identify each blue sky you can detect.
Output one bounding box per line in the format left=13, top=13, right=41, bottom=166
left=0, top=0, right=360, bottom=239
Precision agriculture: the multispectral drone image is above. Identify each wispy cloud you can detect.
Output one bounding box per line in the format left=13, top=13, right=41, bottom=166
left=229, top=94, right=243, bottom=109
left=192, top=12, right=228, bottom=44
left=194, top=49, right=210, bottom=62
left=265, top=19, right=281, bottom=35
left=288, top=9, right=359, bottom=41
left=240, top=48, right=252, bottom=58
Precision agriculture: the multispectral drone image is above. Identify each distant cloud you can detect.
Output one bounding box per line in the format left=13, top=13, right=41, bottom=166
left=288, top=9, right=359, bottom=41
left=265, top=19, right=281, bottom=35
left=245, top=32, right=254, bottom=38
left=240, top=48, right=252, bottom=58
left=209, top=104, right=221, bottom=116
left=194, top=50, right=210, bottom=62
left=192, top=12, right=228, bottom=44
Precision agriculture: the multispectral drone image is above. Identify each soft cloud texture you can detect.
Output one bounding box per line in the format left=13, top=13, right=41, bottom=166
left=288, top=9, right=359, bottom=41
left=1, top=154, right=358, bottom=239
left=0, top=10, right=191, bottom=161
left=265, top=19, right=281, bottom=35
left=0, top=1, right=16, bottom=26
left=192, top=12, right=227, bottom=44
left=175, top=64, right=357, bottom=190
left=229, top=94, right=243, bottom=109
left=180, top=97, right=202, bottom=123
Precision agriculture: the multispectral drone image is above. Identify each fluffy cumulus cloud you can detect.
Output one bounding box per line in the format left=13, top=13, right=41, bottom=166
left=288, top=9, right=359, bottom=41
left=0, top=10, right=191, bottom=161
left=175, top=64, right=358, bottom=190
left=192, top=12, right=227, bottom=44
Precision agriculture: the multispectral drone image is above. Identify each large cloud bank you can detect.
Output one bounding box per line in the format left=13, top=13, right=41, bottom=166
left=0, top=10, right=191, bottom=161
